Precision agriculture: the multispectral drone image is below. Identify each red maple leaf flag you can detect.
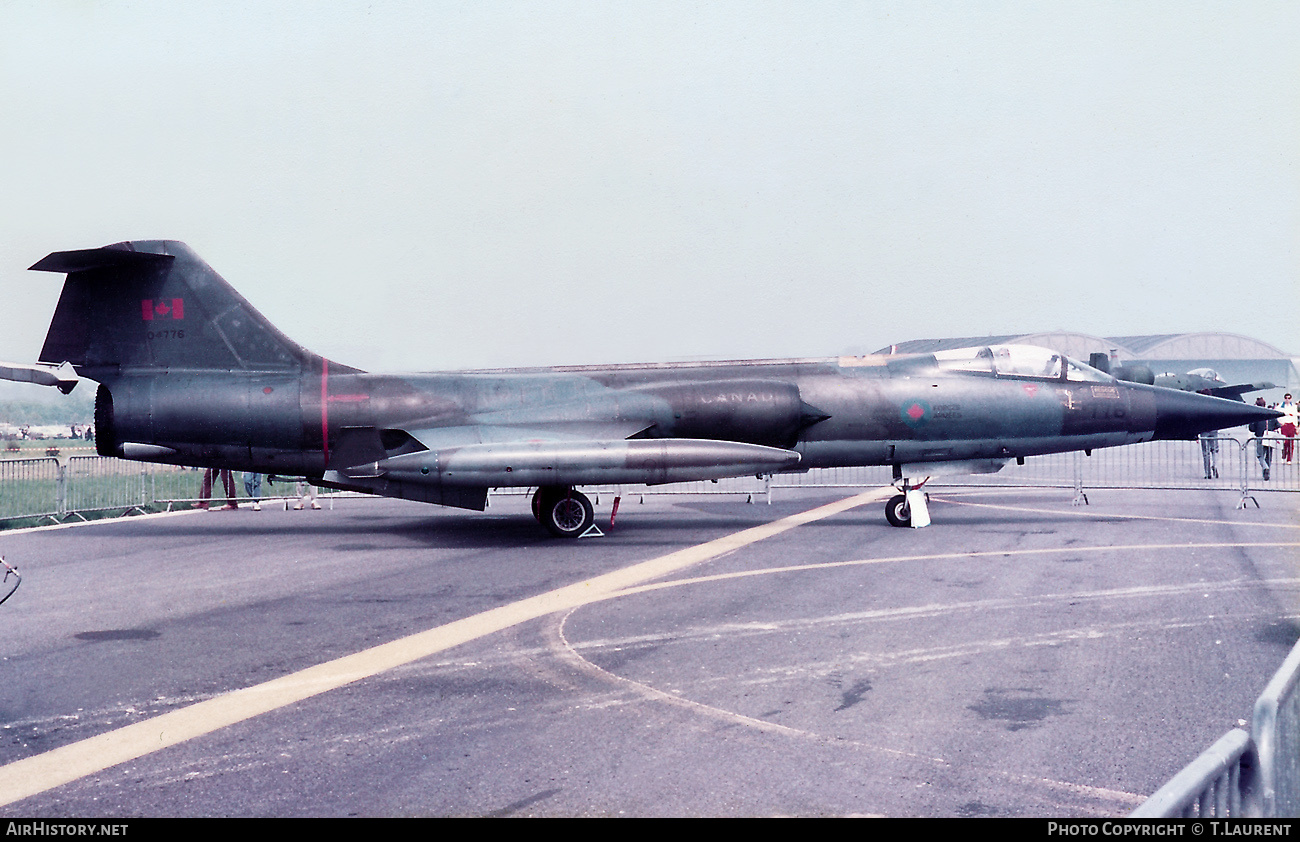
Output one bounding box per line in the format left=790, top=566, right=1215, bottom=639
left=141, top=299, right=185, bottom=321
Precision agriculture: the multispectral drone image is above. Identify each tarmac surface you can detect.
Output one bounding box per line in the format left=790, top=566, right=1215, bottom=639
left=0, top=485, right=1298, bottom=817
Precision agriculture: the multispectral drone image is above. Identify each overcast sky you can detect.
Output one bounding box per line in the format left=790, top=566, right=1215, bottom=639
left=2, top=1, right=1296, bottom=379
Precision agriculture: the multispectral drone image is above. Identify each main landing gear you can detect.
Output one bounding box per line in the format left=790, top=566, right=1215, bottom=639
left=531, top=486, right=596, bottom=538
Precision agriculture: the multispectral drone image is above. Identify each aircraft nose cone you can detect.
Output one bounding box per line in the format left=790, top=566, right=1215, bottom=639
left=1149, top=387, right=1281, bottom=440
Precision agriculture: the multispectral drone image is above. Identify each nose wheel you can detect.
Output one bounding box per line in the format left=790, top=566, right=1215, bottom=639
left=885, top=494, right=911, bottom=527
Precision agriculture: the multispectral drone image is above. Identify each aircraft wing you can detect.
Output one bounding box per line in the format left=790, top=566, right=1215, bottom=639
left=0, top=361, right=79, bottom=394
left=1208, top=382, right=1275, bottom=401
left=405, top=420, right=657, bottom=451
left=324, top=419, right=655, bottom=472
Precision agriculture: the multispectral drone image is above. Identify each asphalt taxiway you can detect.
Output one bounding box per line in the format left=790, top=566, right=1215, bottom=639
left=1, top=486, right=1298, bottom=817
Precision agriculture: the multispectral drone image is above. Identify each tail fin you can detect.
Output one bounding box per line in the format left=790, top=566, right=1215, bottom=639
left=31, top=240, right=331, bottom=378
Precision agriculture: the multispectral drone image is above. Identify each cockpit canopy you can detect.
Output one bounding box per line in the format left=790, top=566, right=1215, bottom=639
left=933, top=344, right=1113, bottom=383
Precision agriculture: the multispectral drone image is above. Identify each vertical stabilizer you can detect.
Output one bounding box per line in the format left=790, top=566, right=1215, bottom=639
left=31, top=241, right=325, bottom=379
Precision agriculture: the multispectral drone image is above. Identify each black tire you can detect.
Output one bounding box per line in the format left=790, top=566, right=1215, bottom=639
left=540, top=488, right=594, bottom=538
left=884, top=494, right=911, bottom=528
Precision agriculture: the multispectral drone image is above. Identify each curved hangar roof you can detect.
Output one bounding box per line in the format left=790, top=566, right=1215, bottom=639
left=877, top=332, right=1292, bottom=361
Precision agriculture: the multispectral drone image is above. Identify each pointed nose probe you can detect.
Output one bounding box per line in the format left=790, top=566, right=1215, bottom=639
left=1144, top=387, right=1281, bottom=440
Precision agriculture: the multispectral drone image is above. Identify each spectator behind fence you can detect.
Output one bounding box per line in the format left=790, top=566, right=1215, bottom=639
left=197, top=468, right=237, bottom=510
left=1250, top=398, right=1273, bottom=481
left=1281, top=394, right=1297, bottom=464
left=243, top=472, right=263, bottom=511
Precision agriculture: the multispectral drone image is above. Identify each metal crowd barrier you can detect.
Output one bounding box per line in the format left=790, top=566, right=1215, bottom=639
left=0, top=457, right=61, bottom=522
left=63, top=455, right=152, bottom=517
left=0, top=457, right=253, bottom=523
left=494, top=435, right=1297, bottom=503
left=1254, top=434, right=1300, bottom=494
left=919, top=435, right=1298, bottom=500
left=1134, top=636, right=1300, bottom=818
left=2, top=435, right=1296, bottom=525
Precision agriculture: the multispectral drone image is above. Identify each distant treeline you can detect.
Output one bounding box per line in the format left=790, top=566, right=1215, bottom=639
left=0, top=397, right=96, bottom=429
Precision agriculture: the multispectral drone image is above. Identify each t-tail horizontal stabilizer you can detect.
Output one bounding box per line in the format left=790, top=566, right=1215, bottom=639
left=0, top=361, right=79, bottom=393
left=30, top=240, right=335, bottom=378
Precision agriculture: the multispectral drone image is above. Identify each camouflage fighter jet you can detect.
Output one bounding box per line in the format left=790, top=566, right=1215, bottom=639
left=1152, top=369, right=1276, bottom=401
left=1, top=241, right=1280, bottom=534
left=1086, top=355, right=1276, bottom=402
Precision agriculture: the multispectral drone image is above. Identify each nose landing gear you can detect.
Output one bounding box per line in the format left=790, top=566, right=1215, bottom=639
left=885, top=472, right=930, bottom=528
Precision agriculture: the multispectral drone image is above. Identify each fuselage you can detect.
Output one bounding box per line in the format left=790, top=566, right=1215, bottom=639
left=92, top=347, right=1174, bottom=485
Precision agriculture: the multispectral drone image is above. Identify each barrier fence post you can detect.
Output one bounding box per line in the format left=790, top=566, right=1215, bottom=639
left=55, top=459, right=67, bottom=518
left=1237, top=436, right=1259, bottom=510
left=1072, top=450, right=1088, bottom=506
left=1252, top=636, right=1300, bottom=816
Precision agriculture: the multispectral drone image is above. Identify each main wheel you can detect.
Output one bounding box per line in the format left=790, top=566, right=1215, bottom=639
left=540, top=488, right=595, bottom=538
left=884, top=494, right=911, bottom=528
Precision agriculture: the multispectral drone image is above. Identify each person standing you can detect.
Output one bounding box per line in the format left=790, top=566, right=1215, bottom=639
left=1281, top=394, right=1297, bottom=464
left=243, top=472, right=263, bottom=511
left=1199, top=432, right=1219, bottom=479
left=198, top=468, right=237, bottom=510
left=294, top=479, right=321, bottom=510
left=1251, top=398, right=1273, bottom=481
left=1197, top=390, right=1218, bottom=479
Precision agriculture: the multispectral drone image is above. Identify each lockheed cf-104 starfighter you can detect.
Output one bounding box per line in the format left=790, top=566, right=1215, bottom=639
left=0, top=242, right=1279, bottom=534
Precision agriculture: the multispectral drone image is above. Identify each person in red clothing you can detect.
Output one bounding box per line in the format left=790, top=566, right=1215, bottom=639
left=1281, top=394, right=1297, bottom=464
left=197, top=468, right=238, bottom=510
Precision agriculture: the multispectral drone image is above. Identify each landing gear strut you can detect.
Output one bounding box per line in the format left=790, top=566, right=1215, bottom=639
left=532, top=486, right=595, bottom=538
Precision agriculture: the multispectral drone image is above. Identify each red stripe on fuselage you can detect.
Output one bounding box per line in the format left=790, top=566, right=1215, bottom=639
left=320, top=360, right=329, bottom=465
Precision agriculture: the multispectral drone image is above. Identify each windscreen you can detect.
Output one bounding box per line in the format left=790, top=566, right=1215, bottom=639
left=934, top=345, right=1112, bottom=382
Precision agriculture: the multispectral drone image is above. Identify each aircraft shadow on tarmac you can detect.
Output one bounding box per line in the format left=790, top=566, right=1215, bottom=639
left=144, top=490, right=1152, bottom=550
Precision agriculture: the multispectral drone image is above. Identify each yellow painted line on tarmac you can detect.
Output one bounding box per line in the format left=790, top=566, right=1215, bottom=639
left=0, top=507, right=203, bottom=537
left=933, top=495, right=1300, bottom=529
left=608, top=541, right=1300, bottom=597
left=0, top=487, right=890, bottom=808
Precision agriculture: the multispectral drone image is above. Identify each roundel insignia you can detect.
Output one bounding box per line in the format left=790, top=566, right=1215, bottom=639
left=900, top=399, right=931, bottom=429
